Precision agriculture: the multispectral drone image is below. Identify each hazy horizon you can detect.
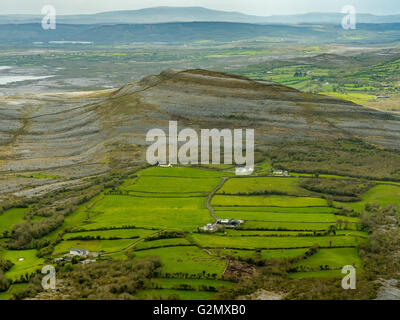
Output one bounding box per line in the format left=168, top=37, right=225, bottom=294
left=1, top=0, right=400, bottom=16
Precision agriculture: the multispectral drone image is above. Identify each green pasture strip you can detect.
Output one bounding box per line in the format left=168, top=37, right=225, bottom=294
left=63, top=228, right=155, bottom=240
left=215, top=206, right=334, bottom=213
left=261, top=248, right=310, bottom=260
left=335, top=230, right=368, bottom=238
left=0, top=283, right=28, bottom=300
left=212, top=195, right=328, bottom=207
left=135, top=289, right=215, bottom=300
left=239, top=221, right=335, bottom=231
left=53, top=239, right=136, bottom=255
left=137, top=166, right=233, bottom=178
left=212, top=248, right=309, bottom=260
left=120, top=176, right=220, bottom=193
left=216, top=211, right=338, bottom=223
left=121, top=192, right=206, bottom=198
left=219, top=177, right=312, bottom=196
left=16, top=173, right=62, bottom=180
left=290, top=269, right=345, bottom=279
left=85, top=195, right=212, bottom=231
left=319, top=92, right=376, bottom=105
left=151, top=278, right=233, bottom=290
left=295, top=248, right=361, bottom=270
left=133, top=246, right=226, bottom=276
left=135, top=238, right=191, bottom=250
left=224, top=230, right=315, bottom=236
left=335, top=185, right=400, bottom=213
left=290, top=173, right=400, bottom=187
left=0, top=208, right=27, bottom=235
left=374, top=180, right=400, bottom=186
left=43, top=191, right=107, bottom=240
left=191, top=234, right=360, bottom=250
left=1, top=249, right=44, bottom=281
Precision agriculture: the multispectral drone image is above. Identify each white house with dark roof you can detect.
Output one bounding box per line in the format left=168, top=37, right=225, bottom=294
left=70, top=248, right=89, bottom=257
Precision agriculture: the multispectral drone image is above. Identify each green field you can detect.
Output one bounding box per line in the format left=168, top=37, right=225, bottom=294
left=12, top=166, right=387, bottom=287
left=0, top=283, right=28, bottom=300
left=238, top=220, right=336, bottom=231
left=151, top=278, right=232, bottom=290
left=53, top=239, right=137, bottom=255
left=212, top=195, right=328, bottom=207
left=219, top=177, right=311, bottom=196
left=85, top=195, right=212, bottom=231
left=290, top=269, right=345, bottom=279
left=0, top=208, right=27, bottom=235
left=191, top=233, right=359, bottom=249
left=135, top=238, right=191, bottom=250
left=215, top=206, right=335, bottom=213
left=120, top=176, right=220, bottom=194
left=137, top=166, right=232, bottom=178
left=133, top=246, right=226, bottom=276
left=295, top=248, right=362, bottom=270
left=335, top=185, right=400, bottom=213
left=212, top=248, right=309, bottom=260
left=135, top=289, right=215, bottom=300
left=63, top=228, right=156, bottom=240
left=216, top=210, right=338, bottom=223
left=1, top=249, right=44, bottom=281
left=319, top=92, right=376, bottom=105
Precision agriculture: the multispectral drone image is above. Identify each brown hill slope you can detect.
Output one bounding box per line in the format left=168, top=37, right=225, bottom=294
left=0, top=69, right=399, bottom=197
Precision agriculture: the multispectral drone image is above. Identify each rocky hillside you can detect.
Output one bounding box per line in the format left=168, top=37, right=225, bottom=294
left=1, top=69, right=399, bottom=199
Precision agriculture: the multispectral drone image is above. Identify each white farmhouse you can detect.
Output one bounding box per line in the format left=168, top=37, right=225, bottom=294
left=273, top=170, right=289, bottom=176
left=235, top=167, right=254, bottom=176
left=158, top=163, right=172, bottom=168
left=70, top=248, right=89, bottom=257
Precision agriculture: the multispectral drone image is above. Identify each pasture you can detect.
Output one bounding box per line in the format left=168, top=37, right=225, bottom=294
left=18, top=165, right=387, bottom=290
left=212, top=195, right=328, bottom=207
left=294, top=248, right=362, bottom=270
left=219, top=177, right=312, bottom=196
left=191, top=233, right=359, bottom=249
left=1, top=249, right=44, bottom=281
left=0, top=208, right=27, bottom=235
left=84, top=195, right=212, bottom=231
left=335, top=185, right=400, bottom=213
left=133, top=246, right=226, bottom=276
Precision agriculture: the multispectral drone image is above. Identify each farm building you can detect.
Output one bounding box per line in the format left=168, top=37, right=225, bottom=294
left=81, top=259, right=96, bottom=265
left=53, top=257, right=64, bottom=264
left=217, top=219, right=243, bottom=228
left=272, top=170, right=289, bottom=176
left=199, top=223, right=218, bottom=232
left=158, top=163, right=172, bottom=168
left=70, top=248, right=89, bottom=257
left=235, top=167, right=254, bottom=176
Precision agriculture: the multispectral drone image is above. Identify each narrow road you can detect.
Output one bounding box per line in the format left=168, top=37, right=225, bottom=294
left=103, top=230, right=163, bottom=256
left=205, top=177, right=229, bottom=222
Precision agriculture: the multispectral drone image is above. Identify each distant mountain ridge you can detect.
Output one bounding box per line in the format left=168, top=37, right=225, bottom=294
left=1, top=6, right=400, bottom=25
left=1, top=22, right=400, bottom=45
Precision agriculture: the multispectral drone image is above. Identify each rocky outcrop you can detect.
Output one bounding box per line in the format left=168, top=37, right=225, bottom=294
left=1, top=69, right=399, bottom=198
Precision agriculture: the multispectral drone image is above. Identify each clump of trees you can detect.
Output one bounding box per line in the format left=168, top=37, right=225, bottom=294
left=358, top=203, right=400, bottom=277
left=216, top=204, right=399, bottom=300
left=0, top=258, right=14, bottom=292
left=145, top=231, right=186, bottom=242
left=300, top=178, right=374, bottom=201
left=12, top=256, right=162, bottom=300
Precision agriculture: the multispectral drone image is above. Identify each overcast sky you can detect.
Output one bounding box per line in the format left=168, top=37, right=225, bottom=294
left=2, top=0, right=400, bottom=15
